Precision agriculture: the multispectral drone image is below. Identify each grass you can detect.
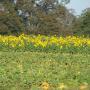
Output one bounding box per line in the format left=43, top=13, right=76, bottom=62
left=0, top=51, right=90, bottom=90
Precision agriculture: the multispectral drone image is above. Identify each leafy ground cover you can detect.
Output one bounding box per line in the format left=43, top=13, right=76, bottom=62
left=0, top=52, right=90, bottom=90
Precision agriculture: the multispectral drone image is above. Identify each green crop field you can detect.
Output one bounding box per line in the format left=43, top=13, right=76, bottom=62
left=0, top=52, right=90, bottom=90
left=0, top=0, right=90, bottom=90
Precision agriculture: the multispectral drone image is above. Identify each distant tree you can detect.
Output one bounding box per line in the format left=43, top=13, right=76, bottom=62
left=34, top=4, right=75, bottom=36
left=16, top=0, right=73, bottom=35
left=0, top=1, right=25, bottom=35
left=0, top=0, right=75, bottom=36
left=73, top=8, right=90, bottom=36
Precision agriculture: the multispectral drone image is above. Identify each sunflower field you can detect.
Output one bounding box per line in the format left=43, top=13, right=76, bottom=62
left=0, top=34, right=90, bottom=53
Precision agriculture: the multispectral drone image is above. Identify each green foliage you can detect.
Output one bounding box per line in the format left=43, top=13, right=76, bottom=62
left=0, top=1, right=25, bottom=35
left=0, top=44, right=90, bottom=54
left=0, top=52, right=90, bottom=89
left=0, top=0, right=75, bottom=36
left=0, top=13, right=25, bottom=35
left=73, top=8, right=90, bottom=36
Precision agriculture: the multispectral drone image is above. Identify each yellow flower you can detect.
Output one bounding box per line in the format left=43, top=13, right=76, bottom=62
left=0, top=34, right=90, bottom=49
left=80, top=82, right=88, bottom=90
left=59, top=83, right=67, bottom=90
left=41, top=82, right=49, bottom=90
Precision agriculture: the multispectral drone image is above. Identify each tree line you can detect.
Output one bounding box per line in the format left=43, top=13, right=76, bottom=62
left=0, top=0, right=90, bottom=36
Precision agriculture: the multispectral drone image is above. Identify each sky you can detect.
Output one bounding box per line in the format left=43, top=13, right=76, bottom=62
left=66, top=0, right=90, bottom=15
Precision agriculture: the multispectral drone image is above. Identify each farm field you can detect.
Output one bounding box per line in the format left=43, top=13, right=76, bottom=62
left=1, top=0, right=90, bottom=90
left=0, top=52, right=90, bottom=90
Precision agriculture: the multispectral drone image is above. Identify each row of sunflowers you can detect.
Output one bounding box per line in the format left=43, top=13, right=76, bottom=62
left=0, top=34, right=90, bottom=52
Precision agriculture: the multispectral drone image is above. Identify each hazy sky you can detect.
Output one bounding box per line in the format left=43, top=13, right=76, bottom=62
left=66, top=0, right=90, bottom=15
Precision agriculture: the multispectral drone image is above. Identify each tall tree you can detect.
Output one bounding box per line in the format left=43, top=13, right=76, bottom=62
left=0, top=0, right=74, bottom=36
left=73, top=8, right=90, bottom=36
left=0, top=0, right=25, bottom=35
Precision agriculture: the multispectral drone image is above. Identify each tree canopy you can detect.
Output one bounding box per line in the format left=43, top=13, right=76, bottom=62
left=73, top=8, right=90, bottom=36
left=0, top=0, right=78, bottom=36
